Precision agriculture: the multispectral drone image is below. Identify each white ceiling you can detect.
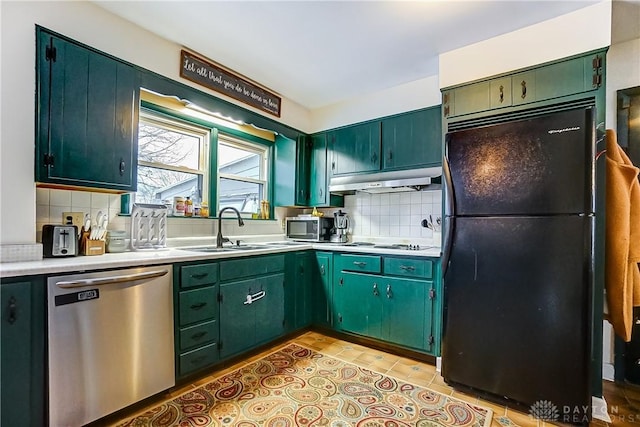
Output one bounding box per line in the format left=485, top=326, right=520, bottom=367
left=92, top=1, right=636, bottom=110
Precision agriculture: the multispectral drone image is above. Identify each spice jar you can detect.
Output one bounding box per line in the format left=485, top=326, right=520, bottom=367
left=200, top=202, right=209, bottom=217
left=173, top=196, right=185, bottom=216
left=185, top=197, right=193, bottom=217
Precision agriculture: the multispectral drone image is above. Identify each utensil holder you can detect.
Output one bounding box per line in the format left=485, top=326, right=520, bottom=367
left=83, top=236, right=105, bottom=256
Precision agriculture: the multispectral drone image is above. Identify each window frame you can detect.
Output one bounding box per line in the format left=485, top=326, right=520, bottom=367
left=137, top=107, right=211, bottom=204
left=217, top=133, right=271, bottom=216
left=134, top=100, right=275, bottom=218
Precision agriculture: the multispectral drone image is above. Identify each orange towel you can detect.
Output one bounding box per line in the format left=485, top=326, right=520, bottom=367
left=605, top=129, right=640, bottom=342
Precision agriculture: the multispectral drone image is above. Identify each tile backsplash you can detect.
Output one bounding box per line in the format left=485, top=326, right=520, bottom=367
left=326, top=190, right=443, bottom=241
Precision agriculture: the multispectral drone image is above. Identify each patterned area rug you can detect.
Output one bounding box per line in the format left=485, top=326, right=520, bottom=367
left=117, top=344, right=493, bottom=426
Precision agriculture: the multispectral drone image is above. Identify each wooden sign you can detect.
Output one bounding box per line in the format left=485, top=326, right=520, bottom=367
left=180, top=50, right=281, bottom=117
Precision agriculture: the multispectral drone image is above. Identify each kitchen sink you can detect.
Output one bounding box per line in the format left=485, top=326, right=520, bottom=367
left=181, top=245, right=267, bottom=253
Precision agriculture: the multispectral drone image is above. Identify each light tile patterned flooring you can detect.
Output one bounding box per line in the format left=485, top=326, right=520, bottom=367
left=112, top=331, right=640, bottom=426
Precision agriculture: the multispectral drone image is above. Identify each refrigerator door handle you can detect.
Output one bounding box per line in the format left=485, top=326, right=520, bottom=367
left=442, top=151, right=455, bottom=277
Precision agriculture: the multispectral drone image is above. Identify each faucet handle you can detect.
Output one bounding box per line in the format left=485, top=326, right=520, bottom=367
left=236, top=239, right=243, bottom=247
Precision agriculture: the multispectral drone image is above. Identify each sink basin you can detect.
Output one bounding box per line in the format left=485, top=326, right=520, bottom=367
left=227, top=245, right=266, bottom=250
left=181, top=246, right=235, bottom=253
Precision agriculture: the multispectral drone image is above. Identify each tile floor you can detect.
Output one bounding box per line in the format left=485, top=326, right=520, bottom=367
left=111, top=331, right=640, bottom=426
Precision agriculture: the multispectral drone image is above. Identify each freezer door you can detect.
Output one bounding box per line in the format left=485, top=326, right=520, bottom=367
left=442, top=216, right=592, bottom=422
left=445, top=107, right=594, bottom=216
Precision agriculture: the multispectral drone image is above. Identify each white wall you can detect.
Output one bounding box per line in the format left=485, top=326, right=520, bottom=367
left=0, top=0, right=310, bottom=245
left=310, top=75, right=441, bottom=132
left=439, top=1, right=612, bottom=88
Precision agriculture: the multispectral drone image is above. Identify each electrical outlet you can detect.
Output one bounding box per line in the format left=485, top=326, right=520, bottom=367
left=62, top=212, right=85, bottom=229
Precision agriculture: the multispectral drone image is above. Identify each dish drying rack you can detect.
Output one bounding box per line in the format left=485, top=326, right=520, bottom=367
left=130, top=203, right=168, bottom=251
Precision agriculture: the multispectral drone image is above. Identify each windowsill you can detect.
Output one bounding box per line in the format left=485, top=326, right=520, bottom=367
left=117, top=213, right=276, bottom=221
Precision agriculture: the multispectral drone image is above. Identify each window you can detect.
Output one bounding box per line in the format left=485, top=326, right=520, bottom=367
left=136, top=109, right=210, bottom=205
left=217, top=134, right=269, bottom=215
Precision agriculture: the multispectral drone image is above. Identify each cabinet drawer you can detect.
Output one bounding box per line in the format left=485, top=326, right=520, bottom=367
left=384, top=258, right=432, bottom=279
left=181, top=263, right=218, bottom=288
left=179, top=286, right=217, bottom=326
left=179, top=342, right=218, bottom=376
left=219, top=254, right=285, bottom=282
left=338, top=254, right=381, bottom=273
left=179, top=319, right=218, bottom=352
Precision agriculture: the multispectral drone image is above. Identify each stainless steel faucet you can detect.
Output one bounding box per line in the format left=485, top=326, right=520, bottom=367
left=216, top=207, right=244, bottom=248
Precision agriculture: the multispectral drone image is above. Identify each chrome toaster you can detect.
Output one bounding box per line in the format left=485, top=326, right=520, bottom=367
left=42, top=225, right=78, bottom=258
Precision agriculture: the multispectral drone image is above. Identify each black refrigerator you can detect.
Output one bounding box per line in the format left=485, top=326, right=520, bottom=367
left=441, top=106, right=594, bottom=424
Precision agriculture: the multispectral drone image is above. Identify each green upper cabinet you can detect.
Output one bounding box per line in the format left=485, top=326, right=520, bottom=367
left=329, top=121, right=381, bottom=176
left=381, top=106, right=442, bottom=170
left=308, top=133, right=343, bottom=207
left=442, top=50, right=605, bottom=120
left=36, top=27, right=139, bottom=191
left=274, top=134, right=310, bottom=206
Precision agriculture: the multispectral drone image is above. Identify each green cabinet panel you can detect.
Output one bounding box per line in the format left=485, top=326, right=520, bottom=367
left=179, top=342, right=218, bottom=377
left=284, top=251, right=312, bottom=333
left=335, top=272, right=381, bottom=338
left=511, top=71, right=536, bottom=106
left=1, top=278, right=46, bottom=427
left=313, top=252, right=333, bottom=328
left=329, top=122, right=381, bottom=176
left=381, top=106, right=442, bottom=170
left=274, top=134, right=310, bottom=206
left=489, top=77, right=512, bottom=109
left=382, top=276, right=427, bottom=350
left=36, top=27, right=138, bottom=191
left=179, top=319, right=218, bottom=352
left=384, top=257, right=433, bottom=279
left=443, top=50, right=605, bottom=120
left=332, top=253, right=442, bottom=355
left=219, top=273, right=285, bottom=359
left=179, top=286, right=217, bottom=326
left=336, top=254, right=382, bottom=274
left=308, top=133, right=343, bottom=207
left=180, top=263, right=218, bottom=289
left=219, top=254, right=285, bottom=282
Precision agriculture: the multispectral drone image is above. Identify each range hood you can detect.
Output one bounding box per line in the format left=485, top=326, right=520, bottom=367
left=329, top=166, right=442, bottom=194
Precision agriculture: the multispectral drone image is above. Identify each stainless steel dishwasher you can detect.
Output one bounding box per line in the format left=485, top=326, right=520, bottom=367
left=47, top=265, right=175, bottom=426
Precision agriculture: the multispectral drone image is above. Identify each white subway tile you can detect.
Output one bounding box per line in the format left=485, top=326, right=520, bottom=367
left=399, top=225, right=410, bottom=237
left=379, top=193, right=390, bottom=206
left=71, top=191, right=91, bottom=209
left=36, top=188, right=50, bottom=205
left=389, top=224, right=400, bottom=237
left=50, top=189, right=72, bottom=207
left=36, top=204, right=50, bottom=223
left=410, top=191, right=422, bottom=204
left=389, top=193, right=400, bottom=206
left=91, top=193, right=110, bottom=210
left=399, top=193, right=412, bottom=204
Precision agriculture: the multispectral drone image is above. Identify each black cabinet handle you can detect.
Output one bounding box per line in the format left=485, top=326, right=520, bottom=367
left=7, top=296, right=17, bottom=324
left=190, top=356, right=206, bottom=364
left=191, top=331, right=207, bottom=340
left=499, top=85, right=504, bottom=103
left=400, top=265, right=416, bottom=272
left=319, top=188, right=323, bottom=198
left=119, top=158, right=126, bottom=176
left=371, top=152, right=378, bottom=164
left=190, top=302, right=207, bottom=310
left=191, top=273, right=208, bottom=280
left=520, top=81, right=527, bottom=99
left=353, top=261, right=367, bottom=267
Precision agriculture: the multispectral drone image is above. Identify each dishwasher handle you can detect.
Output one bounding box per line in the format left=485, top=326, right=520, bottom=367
left=56, top=269, right=169, bottom=288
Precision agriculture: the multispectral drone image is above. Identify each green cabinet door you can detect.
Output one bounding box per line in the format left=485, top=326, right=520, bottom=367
left=313, top=252, right=333, bottom=328
left=254, top=273, right=285, bottom=344
left=381, top=106, right=442, bottom=170
left=274, top=134, right=309, bottom=206
left=219, top=278, right=256, bottom=358
left=1, top=279, right=45, bottom=427
left=309, top=133, right=343, bottom=207
left=335, top=272, right=382, bottom=339
left=36, top=28, right=139, bottom=191
left=293, top=252, right=313, bottom=329
left=329, top=121, right=381, bottom=176
left=535, top=55, right=593, bottom=101
left=381, top=277, right=427, bottom=350
left=220, top=273, right=284, bottom=359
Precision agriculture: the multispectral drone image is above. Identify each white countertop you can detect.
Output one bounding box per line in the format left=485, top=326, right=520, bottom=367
left=0, top=242, right=441, bottom=278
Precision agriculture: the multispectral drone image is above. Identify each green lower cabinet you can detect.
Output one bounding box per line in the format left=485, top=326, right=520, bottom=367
left=293, top=252, right=313, bottom=329
left=312, top=252, right=333, bottom=328
left=332, top=254, right=442, bottom=355
left=1, top=277, right=46, bottom=427
left=219, top=272, right=285, bottom=359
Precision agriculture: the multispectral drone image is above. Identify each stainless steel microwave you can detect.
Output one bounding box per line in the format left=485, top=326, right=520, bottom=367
left=285, top=216, right=334, bottom=242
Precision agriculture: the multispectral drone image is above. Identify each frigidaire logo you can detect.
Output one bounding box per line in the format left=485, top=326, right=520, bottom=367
left=548, top=126, right=580, bottom=134
left=529, top=400, right=560, bottom=421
